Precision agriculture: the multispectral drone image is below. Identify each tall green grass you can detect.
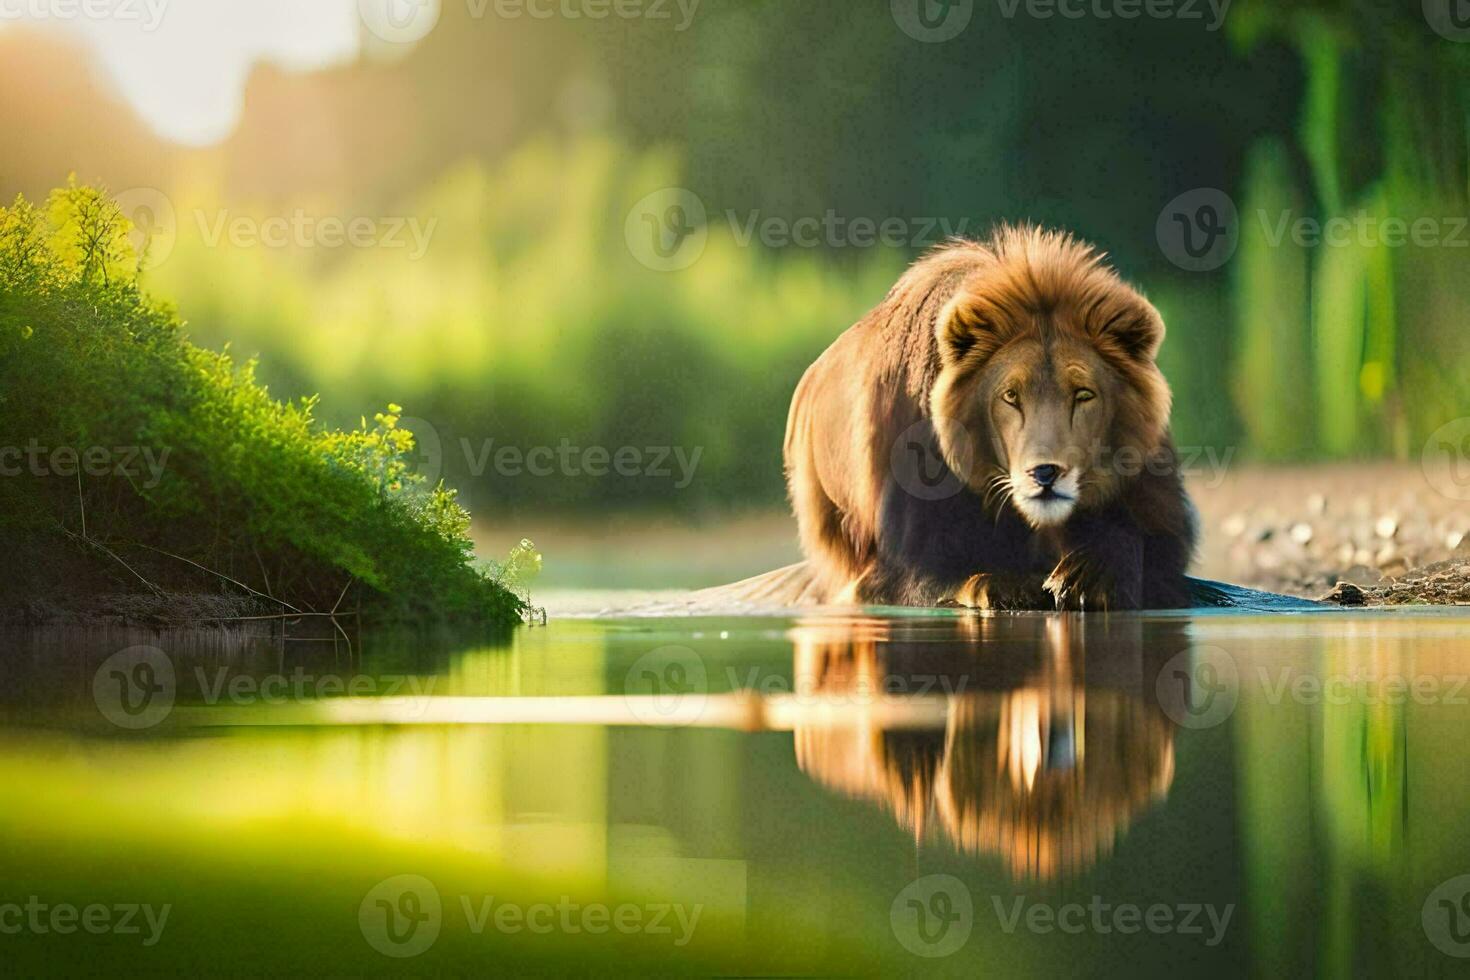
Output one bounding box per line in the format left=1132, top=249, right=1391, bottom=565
left=1229, top=2, right=1470, bottom=461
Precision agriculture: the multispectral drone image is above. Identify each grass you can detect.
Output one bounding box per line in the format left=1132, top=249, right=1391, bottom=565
left=0, top=180, right=532, bottom=628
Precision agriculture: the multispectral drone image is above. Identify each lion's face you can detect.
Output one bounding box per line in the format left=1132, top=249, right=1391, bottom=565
left=975, top=334, right=1120, bottom=526
left=927, top=231, right=1171, bottom=529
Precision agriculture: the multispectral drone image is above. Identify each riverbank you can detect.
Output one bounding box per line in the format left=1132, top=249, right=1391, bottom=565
left=477, top=463, right=1470, bottom=612
left=1189, top=463, right=1469, bottom=603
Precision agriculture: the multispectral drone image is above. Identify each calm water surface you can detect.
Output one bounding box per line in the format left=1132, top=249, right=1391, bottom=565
left=3, top=606, right=1470, bottom=976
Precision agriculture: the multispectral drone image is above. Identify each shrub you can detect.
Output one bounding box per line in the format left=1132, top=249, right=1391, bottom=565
left=0, top=180, right=527, bottom=627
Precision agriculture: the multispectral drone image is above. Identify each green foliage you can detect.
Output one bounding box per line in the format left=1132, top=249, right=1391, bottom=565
left=8, top=0, right=1461, bottom=507
left=1229, top=0, right=1470, bottom=458
left=151, top=139, right=899, bottom=515
left=1232, top=140, right=1316, bottom=459
left=147, top=0, right=1468, bottom=487
left=0, top=184, right=525, bottom=626
left=489, top=538, right=542, bottom=589
left=484, top=537, right=543, bottom=612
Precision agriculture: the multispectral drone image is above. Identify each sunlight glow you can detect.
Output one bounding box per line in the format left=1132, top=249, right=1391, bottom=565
left=1, top=0, right=363, bottom=145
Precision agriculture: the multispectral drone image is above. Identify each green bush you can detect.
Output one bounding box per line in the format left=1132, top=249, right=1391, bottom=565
left=0, top=181, right=528, bottom=626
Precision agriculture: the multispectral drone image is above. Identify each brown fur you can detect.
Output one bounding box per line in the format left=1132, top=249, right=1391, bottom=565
left=784, top=226, right=1196, bottom=609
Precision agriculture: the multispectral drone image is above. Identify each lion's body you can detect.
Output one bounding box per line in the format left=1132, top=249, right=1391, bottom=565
left=783, top=228, right=1196, bottom=610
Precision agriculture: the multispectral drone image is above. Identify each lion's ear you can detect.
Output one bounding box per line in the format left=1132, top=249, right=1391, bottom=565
left=1094, top=302, right=1165, bottom=363
left=936, top=295, right=1008, bottom=366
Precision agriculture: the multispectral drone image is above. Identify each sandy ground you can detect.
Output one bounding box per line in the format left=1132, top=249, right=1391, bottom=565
left=1187, top=463, right=1470, bottom=604
left=479, top=464, right=1470, bottom=612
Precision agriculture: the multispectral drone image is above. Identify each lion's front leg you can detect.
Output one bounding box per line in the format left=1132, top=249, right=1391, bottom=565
left=947, top=572, right=1054, bottom=610
left=1045, top=521, right=1144, bottom=610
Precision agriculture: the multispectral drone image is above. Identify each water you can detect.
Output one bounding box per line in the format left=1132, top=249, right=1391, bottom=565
left=3, top=607, right=1470, bottom=976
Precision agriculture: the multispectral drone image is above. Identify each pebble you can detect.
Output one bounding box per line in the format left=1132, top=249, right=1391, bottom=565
left=1194, top=468, right=1470, bottom=606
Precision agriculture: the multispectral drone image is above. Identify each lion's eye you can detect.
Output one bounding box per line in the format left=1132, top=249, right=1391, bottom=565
left=1002, top=388, right=1019, bottom=405
left=1075, top=389, right=1095, bottom=403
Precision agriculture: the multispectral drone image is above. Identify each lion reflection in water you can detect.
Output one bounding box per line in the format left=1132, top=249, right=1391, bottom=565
left=791, top=615, right=1180, bottom=879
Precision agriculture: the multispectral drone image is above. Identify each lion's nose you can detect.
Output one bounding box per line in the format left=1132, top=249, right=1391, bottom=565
left=1029, top=464, right=1063, bottom=488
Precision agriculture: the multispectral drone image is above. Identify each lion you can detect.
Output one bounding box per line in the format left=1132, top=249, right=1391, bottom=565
left=783, top=225, right=1196, bottom=609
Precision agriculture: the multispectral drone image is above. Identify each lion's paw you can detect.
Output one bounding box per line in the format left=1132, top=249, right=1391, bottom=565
left=950, top=572, right=1052, bottom=611
left=1044, top=551, right=1117, bottom=611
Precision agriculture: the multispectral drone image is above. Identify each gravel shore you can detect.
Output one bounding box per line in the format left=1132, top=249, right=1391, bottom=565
left=1188, top=464, right=1470, bottom=606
